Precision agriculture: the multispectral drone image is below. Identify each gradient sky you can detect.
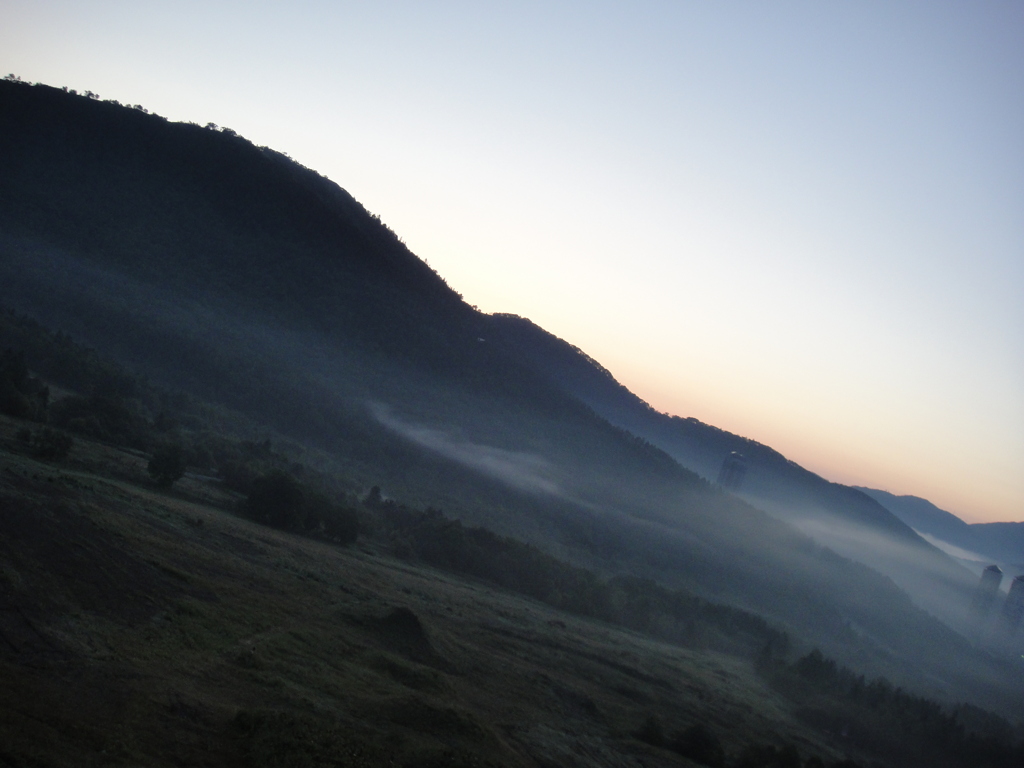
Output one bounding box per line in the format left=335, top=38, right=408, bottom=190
left=4, top=1, right=1022, bottom=523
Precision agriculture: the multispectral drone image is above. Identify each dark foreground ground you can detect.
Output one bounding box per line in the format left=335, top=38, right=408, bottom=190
left=0, top=414, right=878, bottom=767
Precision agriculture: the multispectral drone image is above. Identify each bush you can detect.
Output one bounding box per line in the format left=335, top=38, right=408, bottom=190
left=0, top=379, right=33, bottom=419
left=242, top=471, right=360, bottom=544
left=670, top=724, right=725, bottom=767
left=244, top=471, right=305, bottom=530
left=148, top=443, right=186, bottom=487
left=33, top=428, right=73, bottom=459
left=0, top=349, right=48, bottom=420
left=635, top=715, right=666, bottom=747
left=305, top=489, right=359, bottom=544
left=733, top=742, right=801, bottom=768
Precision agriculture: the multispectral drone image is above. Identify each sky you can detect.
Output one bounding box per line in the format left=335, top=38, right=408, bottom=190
left=3, top=1, right=1022, bottom=523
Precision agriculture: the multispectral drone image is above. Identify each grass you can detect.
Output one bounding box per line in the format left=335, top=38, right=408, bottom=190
left=0, top=413, right=853, bottom=767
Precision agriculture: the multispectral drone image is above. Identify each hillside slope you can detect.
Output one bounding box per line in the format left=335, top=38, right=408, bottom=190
left=859, top=488, right=1024, bottom=571
left=0, top=416, right=832, bottom=767
left=0, top=78, right=1019, bottom=714
left=7, top=416, right=1022, bottom=768
left=486, top=313, right=979, bottom=628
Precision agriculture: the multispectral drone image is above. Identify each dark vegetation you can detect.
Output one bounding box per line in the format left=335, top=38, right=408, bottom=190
left=635, top=719, right=729, bottom=767
left=763, top=649, right=1024, bottom=768
left=147, top=443, right=186, bottom=487
left=373, top=493, right=791, bottom=660
left=1, top=307, right=361, bottom=543
left=3, top=317, right=1024, bottom=766
left=243, top=469, right=359, bottom=544
left=5, top=308, right=787, bottom=658
left=488, top=313, right=983, bottom=632
left=629, top=643, right=1024, bottom=768
left=25, top=426, right=74, bottom=459
left=2, top=76, right=1023, bottom=765
left=0, top=347, right=49, bottom=420
left=373, top=494, right=1024, bottom=766
left=487, top=313, right=918, bottom=539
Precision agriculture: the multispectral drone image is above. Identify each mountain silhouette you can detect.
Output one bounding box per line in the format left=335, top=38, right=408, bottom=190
left=486, top=312, right=983, bottom=624
left=859, top=488, right=1024, bottom=569
left=1, top=78, right=1019, bottom=713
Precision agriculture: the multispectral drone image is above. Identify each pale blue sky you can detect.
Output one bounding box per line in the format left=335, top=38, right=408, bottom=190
left=4, top=1, right=1022, bottom=522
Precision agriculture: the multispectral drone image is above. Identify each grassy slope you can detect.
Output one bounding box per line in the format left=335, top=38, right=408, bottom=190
left=0, top=413, right=851, bottom=768
left=1, top=81, right=1021, bottom=723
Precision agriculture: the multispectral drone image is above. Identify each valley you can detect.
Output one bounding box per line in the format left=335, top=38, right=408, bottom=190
left=1, top=77, right=1022, bottom=767
left=0, top=415, right=836, bottom=767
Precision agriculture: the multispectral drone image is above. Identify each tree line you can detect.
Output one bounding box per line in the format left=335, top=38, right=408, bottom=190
left=368, top=490, right=790, bottom=660
left=4, top=308, right=1022, bottom=768
left=762, top=648, right=1024, bottom=768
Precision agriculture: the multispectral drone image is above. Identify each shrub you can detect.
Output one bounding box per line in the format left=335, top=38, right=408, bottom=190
left=244, top=471, right=305, bottom=530
left=305, top=489, right=359, bottom=544
left=734, top=742, right=801, bottom=768
left=0, top=379, right=33, bottom=419
left=148, top=443, right=186, bottom=487
left=670, top=724, right=725, bottom=767
left=33, top=427, right=73, bottom=459
left=0, top=349, right=48, bottom=420
left=242, top=472, right=359, bottom=544
left=635, top=715, right=666, bottom=747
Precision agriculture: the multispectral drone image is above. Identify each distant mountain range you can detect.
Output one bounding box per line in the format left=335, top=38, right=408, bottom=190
left=2, top=78, right=1020, bottom=712
left=856, top=488, right=1024, bottom=571
left=487, top=314, right=982, bottom=621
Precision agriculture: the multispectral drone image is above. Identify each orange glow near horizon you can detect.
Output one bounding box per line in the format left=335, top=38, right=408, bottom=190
left=4, top=1, right=1022, bottom=526
left=606, top=359, right=1022, bottom=525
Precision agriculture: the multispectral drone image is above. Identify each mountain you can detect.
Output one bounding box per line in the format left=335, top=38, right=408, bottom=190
left=1, top=78, right=1020, bottom=715
left=486, top=313, right=980, bottom=627
left=858, top=488, right=1024, bottom=571
left=856, top=489, right=971, bottom=544
left=4, top=411, right=1021, bottom=768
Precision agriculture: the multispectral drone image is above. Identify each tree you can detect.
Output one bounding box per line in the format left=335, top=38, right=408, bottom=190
left=34, top=428, right=73, bottom=459
left=304, top=489, right=359, bottom=544
left=148, top=443, right=186, bottom=487
left=245, top=471, right=305, bottom=530
left=0, top=349, right=49, bottom=420
left=671, top=724, right=726, bottom=767
left=635, top=715, right=666, bottom=747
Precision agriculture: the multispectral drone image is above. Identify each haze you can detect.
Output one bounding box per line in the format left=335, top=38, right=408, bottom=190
left=3, top=0, right=1021, bottom=523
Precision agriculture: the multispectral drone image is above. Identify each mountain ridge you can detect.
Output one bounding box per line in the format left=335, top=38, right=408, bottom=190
left=485, top=311, right=980, bottom=620
left=488, top=314, right=916, bottom=534
left=2, top=77, right=1020, bottom=715
left=858, top=487, right=1024, bottom=570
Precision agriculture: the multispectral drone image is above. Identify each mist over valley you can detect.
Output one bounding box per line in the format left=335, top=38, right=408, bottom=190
left=1, top=79, right=1022, bottom=768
